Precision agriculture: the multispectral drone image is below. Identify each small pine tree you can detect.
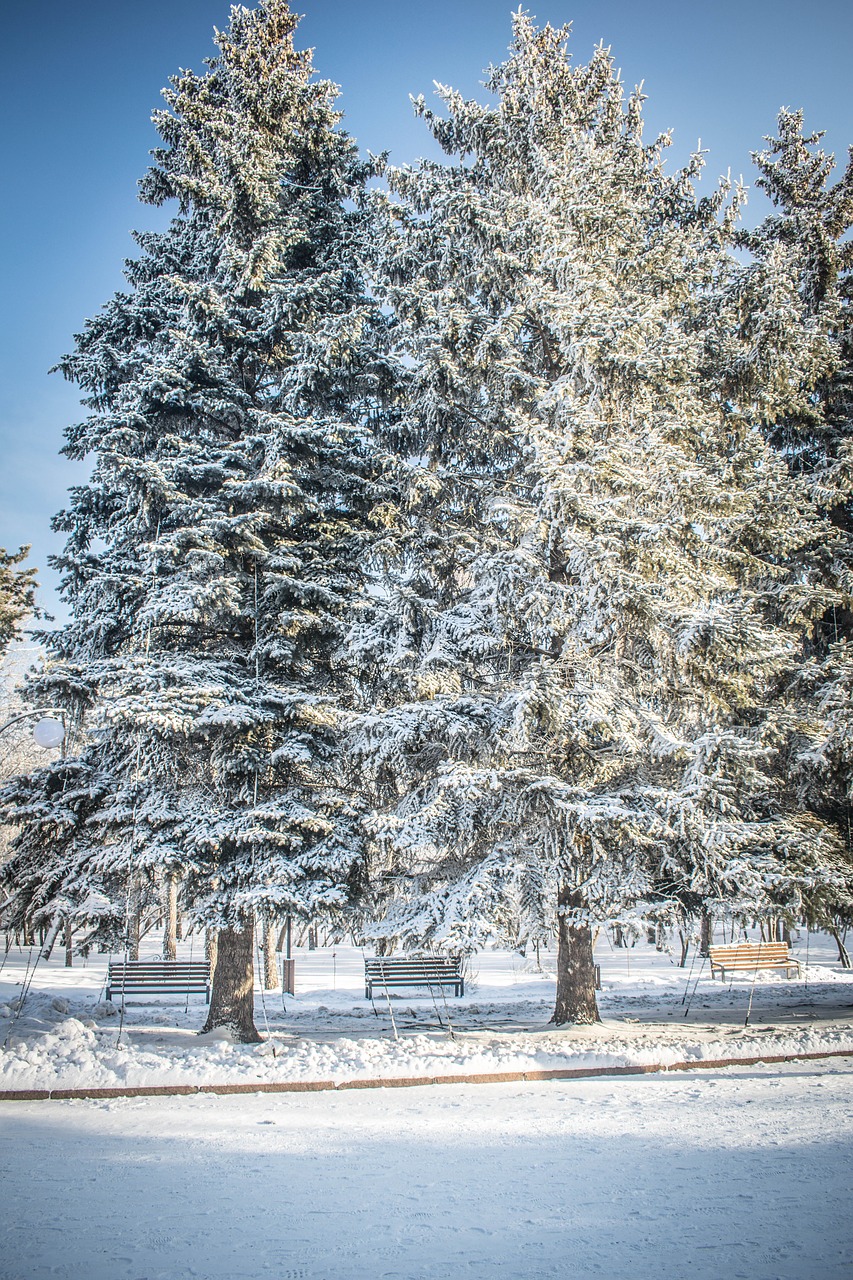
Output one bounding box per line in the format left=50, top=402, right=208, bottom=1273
left=0, top=547, right=37, bottom=660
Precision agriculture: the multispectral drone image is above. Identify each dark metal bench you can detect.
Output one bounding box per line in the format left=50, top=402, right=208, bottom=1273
left=364, top=955, right=464, bottom=999
left=106, top=960, right=211, bottom=1002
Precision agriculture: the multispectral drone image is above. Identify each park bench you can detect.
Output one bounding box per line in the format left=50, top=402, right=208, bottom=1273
left=364, top=955, right=464, bottom=1000
left=709, top=942, right=801, bottom=982
left=106, top=960, right=211, bottom=1003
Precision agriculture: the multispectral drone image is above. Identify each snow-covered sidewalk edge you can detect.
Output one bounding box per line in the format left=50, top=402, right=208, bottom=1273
left=3, top=1043, right=853, bottom=1101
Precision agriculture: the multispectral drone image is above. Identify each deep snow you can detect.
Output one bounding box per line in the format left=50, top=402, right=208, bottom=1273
left=1, top=931, right=852, bottom=1091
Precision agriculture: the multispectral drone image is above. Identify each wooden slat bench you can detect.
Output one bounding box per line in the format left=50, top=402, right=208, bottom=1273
left=364, top=956, right=464, bottom=999
left=709, top=942, right=801, bottom=981
left=106, top=960, right=211, bottom=1003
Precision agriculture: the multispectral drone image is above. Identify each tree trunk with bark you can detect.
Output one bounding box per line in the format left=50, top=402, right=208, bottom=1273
left=261, top=914, right=279, bottom=990
left=126, top=876, right=142, bottom=961
left=163, top=871, right=178, bottom=960
left=201, top=918, right=262, bottom=1042
left=700, top=911, right=713, bottom=956
left=552, top=887, right=600, bottom=1025
left=206, top=928, right=219, bottom=985
left=64, top=918, right=73, bottom=967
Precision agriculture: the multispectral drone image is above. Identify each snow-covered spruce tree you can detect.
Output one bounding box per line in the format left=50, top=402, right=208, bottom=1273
left=355, top=16, right=849, bottom=1022
left=728, top=111, right=853, bottom=926
left=0, top=1, right=395, bottom=1040
left=0, top=548, right=37, bottom=660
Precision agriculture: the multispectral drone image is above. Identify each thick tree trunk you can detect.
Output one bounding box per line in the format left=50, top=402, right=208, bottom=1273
left=261, top=914, right=279, bottom=990
left=128, top=913, right=141, bottom=962
left=126, top=876, right=141, bottom=961
left=700, top=911, right=713, bottom=957
left=64, top=919, right=73, bottom=967
left=163, top=872, right=178, bottom=960
left=552, top=888, right=600, bottom=1025
left=201, top=918, right=262, bottom=1042
left=205, top=928, right=218, bottom=985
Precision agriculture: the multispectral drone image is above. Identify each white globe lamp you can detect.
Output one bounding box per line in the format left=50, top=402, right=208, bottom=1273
left=32, top=717, right=66, bottom=750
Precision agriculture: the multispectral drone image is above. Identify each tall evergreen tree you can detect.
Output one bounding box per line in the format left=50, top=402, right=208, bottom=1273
left=356, top=16, right=849, bottom=1021
left=0, top=1, right=394, bottom=1040
left=730, top=110, right=853, bottom=923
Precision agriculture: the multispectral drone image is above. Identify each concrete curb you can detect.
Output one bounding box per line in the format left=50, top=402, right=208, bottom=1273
left=1, top=1046, right=852, bottom=1102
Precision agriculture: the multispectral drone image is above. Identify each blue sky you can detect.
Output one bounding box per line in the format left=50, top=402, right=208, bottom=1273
left=2, top=0, right=851, bottom=623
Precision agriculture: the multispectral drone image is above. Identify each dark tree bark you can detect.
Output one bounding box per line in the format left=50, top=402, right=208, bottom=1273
left=700, top=911, right=713, bottom=956
left=163, top=871, right=178, bottom=960
left=552, top=887, right=600, bottom=1025
left=261, top=913, right=279, bottom=990
left=201, top=917, right=262, bottom=1042
left=205, top=928, right=218, bottom=984
left=126, top=876, right=141, bottom=961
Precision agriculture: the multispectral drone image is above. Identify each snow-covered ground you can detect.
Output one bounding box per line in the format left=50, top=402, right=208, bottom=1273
left=1, top=930, right=852, bottom=1092
left=1, top=933, right=852, bottom=1279
left=2, top=1061, right=851, bottom=1279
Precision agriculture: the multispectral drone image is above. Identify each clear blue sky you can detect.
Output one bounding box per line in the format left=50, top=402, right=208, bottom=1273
left=2, top=0, right=851, bottom=624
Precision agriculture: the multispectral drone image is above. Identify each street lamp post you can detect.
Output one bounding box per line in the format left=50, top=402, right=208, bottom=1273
left=0, top=708, right=66, bottom=751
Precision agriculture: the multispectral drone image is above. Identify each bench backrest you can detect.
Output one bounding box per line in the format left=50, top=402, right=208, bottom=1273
left=709, top=943, right=791, bottom=962
left=364, top=957, right=461, bottom=977
left=108, top=961, right=210, bottom=988
left=109, top=961, right=210, bottom=975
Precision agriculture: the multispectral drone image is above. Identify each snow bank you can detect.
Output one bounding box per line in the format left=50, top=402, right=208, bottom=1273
left=2, top=996, right=852, bottom=1094
left=3, top=938, right=852, bottom=1093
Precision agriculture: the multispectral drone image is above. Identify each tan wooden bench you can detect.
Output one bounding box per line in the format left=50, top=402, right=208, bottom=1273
left=709, top=942, right=800, bottom=981
left=107, top=960, right=211, bottom=1002
left=364, top=956, right=464, bottom=999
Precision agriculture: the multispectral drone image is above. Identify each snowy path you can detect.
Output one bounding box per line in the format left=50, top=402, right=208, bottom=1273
left=2, top=1060, right=852, bottom=1280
